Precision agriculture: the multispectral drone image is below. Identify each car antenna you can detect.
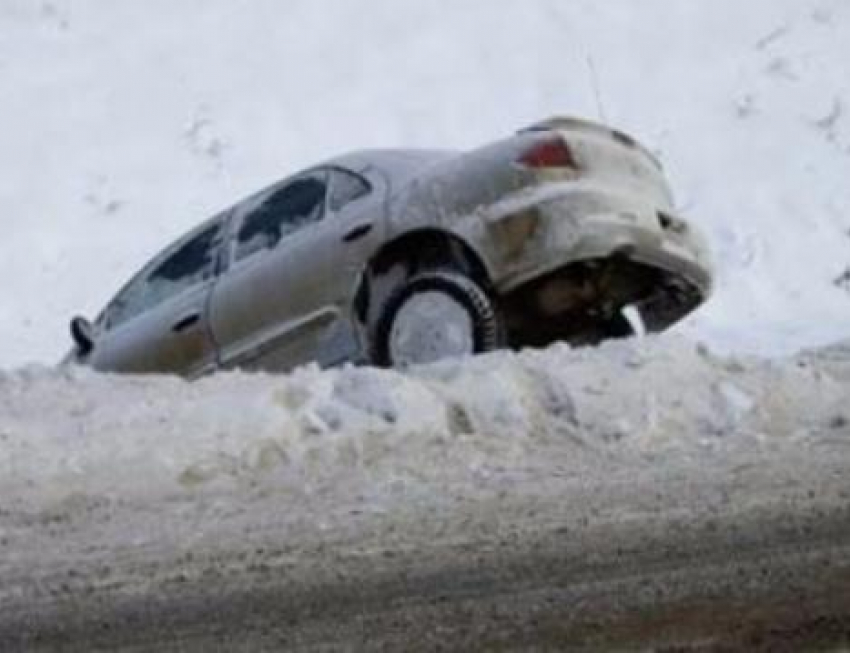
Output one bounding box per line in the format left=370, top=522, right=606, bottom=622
left=586, top=55, right=608, bottom=123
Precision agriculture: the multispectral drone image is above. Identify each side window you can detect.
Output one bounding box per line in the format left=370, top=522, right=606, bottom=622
left=107, top=222, right=223, bottom=329
left=235, top=174, right=327, bottom=262
left=328, top=169, right=371, bottom=212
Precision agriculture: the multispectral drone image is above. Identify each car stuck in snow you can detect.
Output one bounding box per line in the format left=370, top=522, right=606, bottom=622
left=67, top=117, right=712, bottom=376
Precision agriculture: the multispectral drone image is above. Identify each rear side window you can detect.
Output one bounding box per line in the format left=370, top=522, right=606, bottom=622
left=235, top=174, right=327, bottom=262
left=328, top=169, right=370, bottom=212
left=107, top=222, right=224, bottom=329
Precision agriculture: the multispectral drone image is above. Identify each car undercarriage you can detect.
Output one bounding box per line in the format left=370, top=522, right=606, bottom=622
left=501, top=257, right=705, bottom=348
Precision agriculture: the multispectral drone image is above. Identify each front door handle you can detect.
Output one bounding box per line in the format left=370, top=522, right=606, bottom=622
left=342, top=223, right=373, bottom=243
left=172, top=313, right=201, bottom=333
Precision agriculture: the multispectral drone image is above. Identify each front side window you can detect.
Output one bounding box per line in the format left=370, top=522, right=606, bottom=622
left=107, top=222, right=223, bottom=329
left=235, top=174, right=327, bottom=262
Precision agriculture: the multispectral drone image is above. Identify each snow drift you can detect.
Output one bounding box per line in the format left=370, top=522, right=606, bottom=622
left=2, top=337, right=847, bottom=509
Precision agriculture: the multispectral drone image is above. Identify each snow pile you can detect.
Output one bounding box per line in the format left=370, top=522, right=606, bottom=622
left=1, top=337, right=849, bottom=649
left=2, top=336, right=847, bottom=514
left=1, top=0, right=849, bottom=367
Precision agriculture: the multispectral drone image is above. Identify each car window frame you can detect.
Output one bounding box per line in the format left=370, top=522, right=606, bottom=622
left=101, top=214, right=230, bottom=332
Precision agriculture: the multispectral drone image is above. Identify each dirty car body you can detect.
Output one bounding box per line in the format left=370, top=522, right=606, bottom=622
left=68, top=117, right=712, bottom=376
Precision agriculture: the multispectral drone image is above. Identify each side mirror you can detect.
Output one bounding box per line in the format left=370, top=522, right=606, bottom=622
left=70, top=316, right=96, bottom=357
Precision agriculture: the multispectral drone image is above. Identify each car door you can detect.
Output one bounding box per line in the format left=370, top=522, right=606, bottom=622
left=209, top=167, right=382, bottom=371
left=313, top=166, right=385, bottom=365
left=87, top=218, right=226, bottom=377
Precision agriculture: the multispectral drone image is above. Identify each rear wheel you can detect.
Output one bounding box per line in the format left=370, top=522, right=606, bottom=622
left=370, top=270, right=503, bottom=367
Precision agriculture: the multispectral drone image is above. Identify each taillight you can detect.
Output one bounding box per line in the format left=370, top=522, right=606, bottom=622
left=517, top=137, right=579, bottom=170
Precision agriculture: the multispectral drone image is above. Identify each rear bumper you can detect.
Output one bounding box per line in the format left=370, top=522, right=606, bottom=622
left=493, top=199, right=713, bottom=301
left=486, top=193, right=713, bottom=336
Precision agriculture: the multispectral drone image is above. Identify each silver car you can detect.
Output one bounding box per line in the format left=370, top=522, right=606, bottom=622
left=68, top=117, right=712, bottom=377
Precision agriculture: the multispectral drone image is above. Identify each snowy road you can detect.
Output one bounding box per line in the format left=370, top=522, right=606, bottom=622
left=1, top=337, right=849, bottom=650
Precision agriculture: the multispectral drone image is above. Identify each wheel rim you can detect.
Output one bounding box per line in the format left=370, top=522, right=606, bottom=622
left=388, top=291, right=475, bottom=366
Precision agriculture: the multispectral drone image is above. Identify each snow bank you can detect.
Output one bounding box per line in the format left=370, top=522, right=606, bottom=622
left=2, top=336, right=847, bottom=513
left=2, top=336, right=850, bottom=649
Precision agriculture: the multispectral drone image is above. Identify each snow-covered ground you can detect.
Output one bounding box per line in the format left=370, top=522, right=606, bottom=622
left=1, top=0, right=849, bottom=367
left=2, top=337, right=850, bottom=649
left=2, top=335, right=848, bottom=512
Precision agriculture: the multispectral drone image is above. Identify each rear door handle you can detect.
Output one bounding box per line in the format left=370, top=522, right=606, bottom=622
left=172, top=313, right=201, bottom=333
left=342, top=223, right=373, bottom=243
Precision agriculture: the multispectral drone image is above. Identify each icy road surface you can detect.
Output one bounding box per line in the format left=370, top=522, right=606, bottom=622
left=1, top=336, right=849, bottom=650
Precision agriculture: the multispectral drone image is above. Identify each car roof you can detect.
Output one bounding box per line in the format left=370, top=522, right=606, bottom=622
left=225, top=149, right=458, bottom=216
left=326, top=148, right=458, bottom=180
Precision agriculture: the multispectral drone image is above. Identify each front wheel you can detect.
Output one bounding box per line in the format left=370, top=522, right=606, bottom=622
left=369, top=270, right=503, bottom=368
